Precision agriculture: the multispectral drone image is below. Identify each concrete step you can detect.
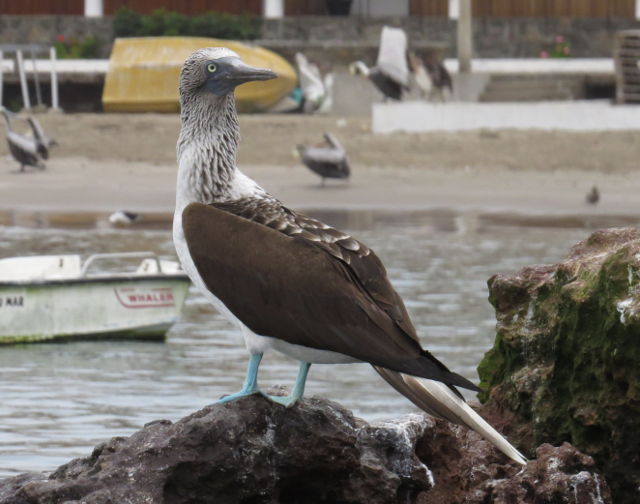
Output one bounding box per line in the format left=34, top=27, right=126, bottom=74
left=480, top=90, right=574, bottom=102
left=479, top=74, right=584, bottom=102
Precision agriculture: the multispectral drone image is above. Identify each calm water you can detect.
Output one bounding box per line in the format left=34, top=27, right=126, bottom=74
left=0, top=211, right=590, bottom=477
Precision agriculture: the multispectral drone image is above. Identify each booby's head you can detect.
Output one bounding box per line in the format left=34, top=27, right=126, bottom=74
left=180, top=47, right=277, bottom=102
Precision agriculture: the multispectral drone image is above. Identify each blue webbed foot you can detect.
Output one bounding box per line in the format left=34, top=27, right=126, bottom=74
left=263, top=361, right=311, bottom=408
left=217, top=388, right=261, bottom=404
left=215, top=352, right=263, bottom=404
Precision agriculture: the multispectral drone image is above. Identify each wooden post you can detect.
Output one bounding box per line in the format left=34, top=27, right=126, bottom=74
left=263, top=0, right=284, bottom=18
left=448, top=0, right=459, bottom=19
left=0, top=50, right=3, bottom=107
left=457, top=0, right=472, bottom=74
left=50, top=46, right=60, bottom=111
left=84, top=0, right=103, bottom=17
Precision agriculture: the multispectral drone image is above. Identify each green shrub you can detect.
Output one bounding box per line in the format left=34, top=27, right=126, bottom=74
left=112, top=7, right=142, bottom=37
left=53, top=35, right=99, bottom=59
left=113, top=7, right=259, bottom=40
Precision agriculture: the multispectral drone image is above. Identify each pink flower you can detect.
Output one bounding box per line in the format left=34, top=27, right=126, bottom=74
left=554, top=35, right=564, bottom=43
left=57, top=34, right=65, bottom=43
left=563, top=46, right=570, bottom=55
left=539, top=50, right=549, bottom=58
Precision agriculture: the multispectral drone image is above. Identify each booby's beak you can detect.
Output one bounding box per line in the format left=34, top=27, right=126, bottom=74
left=226, top=58, right=278, bottom=87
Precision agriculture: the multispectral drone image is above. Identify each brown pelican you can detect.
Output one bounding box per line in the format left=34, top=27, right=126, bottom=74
left=295, top=52, right=333, bottom=113
left=27, top=116, right=56, bottom=159
left=1, top=108, right=45, bottom=172
left=173, top=47, right=526, bottom=466
left=349, top=26, right=410, bottom=101
left=408, top=51, right=453, bottom=102
left=297, top=132, right=350, bottom=185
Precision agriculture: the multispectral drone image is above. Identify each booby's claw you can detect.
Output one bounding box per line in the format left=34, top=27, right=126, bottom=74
left=263, top=393, right=301, bottom=408
left=216, top=388, right=261, bottom=404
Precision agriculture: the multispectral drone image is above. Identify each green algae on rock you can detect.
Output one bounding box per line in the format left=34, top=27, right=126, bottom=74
left=478, top=227, right=640, bottom=502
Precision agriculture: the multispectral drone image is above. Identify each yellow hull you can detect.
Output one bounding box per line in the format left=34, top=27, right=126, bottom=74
left=102, top=37, right=297, bottom=113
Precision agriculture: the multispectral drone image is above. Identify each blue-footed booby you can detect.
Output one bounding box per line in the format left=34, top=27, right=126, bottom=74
left=173, top=47, right=527, bottom=465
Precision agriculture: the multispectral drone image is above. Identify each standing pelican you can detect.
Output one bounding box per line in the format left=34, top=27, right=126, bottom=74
left=408, top=51, right=433, bottom=99
left=27, top=116, right=56, bottom=159
left=297, top=132, right=350, bottom=185
left=349, top=26, right=410, bottom=101
left=1, top=108, right=45, bottom=172
left=295, top=53, right=333, bottom=114
left=408, top=51, right=453, bottom=102
left=173, top=47, right=526, bottom=465
left=424, top=54, right=453, bottom=101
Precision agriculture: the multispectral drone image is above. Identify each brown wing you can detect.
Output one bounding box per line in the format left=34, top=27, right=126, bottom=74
left=182, top=201, right=478, bottom=391
left=211, top=198, right=413, bottom=335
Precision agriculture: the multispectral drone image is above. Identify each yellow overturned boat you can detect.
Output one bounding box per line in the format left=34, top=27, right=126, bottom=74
left=102, top=37, right=297, bottom=113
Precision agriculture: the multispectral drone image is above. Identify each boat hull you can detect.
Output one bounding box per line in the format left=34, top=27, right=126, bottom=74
left=102, top=37, right=297, bottom=113
left=0, top=275, right=190, bottom=344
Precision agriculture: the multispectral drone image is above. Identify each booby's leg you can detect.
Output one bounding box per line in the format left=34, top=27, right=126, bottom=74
left=216, top=352, right=263, bottom=403
left=267, top=361, right=311, bottom=407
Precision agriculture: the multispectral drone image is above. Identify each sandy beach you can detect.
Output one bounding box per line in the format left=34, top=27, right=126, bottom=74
left=1, top=113, right=639, bottom=221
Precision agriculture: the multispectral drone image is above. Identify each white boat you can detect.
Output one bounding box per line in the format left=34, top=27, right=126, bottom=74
left=0, top=252, right=191, bottom=344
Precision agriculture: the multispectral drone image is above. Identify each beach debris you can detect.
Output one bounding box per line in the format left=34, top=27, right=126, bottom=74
left=349, top=26, right=410, bottom=101
left=294, top=52, right=333, bottom=114
left=0, top=108, right=45, bottom=172
left=586, top=185, right=600, bottom=205
left=296, top=132, right=350, bottom=185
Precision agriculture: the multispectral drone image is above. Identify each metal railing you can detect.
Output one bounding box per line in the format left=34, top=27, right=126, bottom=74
left=80, top=252, right=163, bottom=277
left=0, top=44, right=59, bottom=111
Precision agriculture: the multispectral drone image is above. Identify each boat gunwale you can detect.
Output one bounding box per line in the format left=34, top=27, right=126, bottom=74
left=0, top=273, right=190, bottom=288
left=0, top=322, right=174, bottom=345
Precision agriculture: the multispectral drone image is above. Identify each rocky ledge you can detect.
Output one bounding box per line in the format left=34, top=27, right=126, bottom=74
left=0, top=394, right=609, bottom=504
left=478, top=227, right=640, bottom=502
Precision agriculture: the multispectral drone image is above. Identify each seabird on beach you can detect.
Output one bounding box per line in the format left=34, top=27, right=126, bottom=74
left=586, top=186, right=599, bottom=205
left=408, top=51, right=453, bottom=102
left=349, top=26, right=410, bottom=101
left=297, top=132, right=350, bottom=185
left=109, top=210, right=141, bottom=225
left=27, top=116, right=57, bottom=159
left=1, top=108, right=45, bottom=172
left=294, top=53, right=333, bottom=114
left=173, top=47, right=527, bottom=465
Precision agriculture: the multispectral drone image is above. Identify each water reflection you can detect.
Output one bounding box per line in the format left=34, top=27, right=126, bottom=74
left=0, top=211, right=589, bottom=477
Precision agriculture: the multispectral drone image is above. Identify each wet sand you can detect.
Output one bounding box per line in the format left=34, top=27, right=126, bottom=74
left=1, top=113, right=639, bottom=219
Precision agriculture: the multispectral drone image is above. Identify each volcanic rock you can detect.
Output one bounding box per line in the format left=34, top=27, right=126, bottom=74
left=0, top=394, right=610, bottom=504
left=478, top=227, right=640, bottom=502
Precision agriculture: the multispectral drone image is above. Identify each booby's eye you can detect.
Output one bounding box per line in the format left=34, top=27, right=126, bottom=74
left=207, top=63, right=217, bottom=73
